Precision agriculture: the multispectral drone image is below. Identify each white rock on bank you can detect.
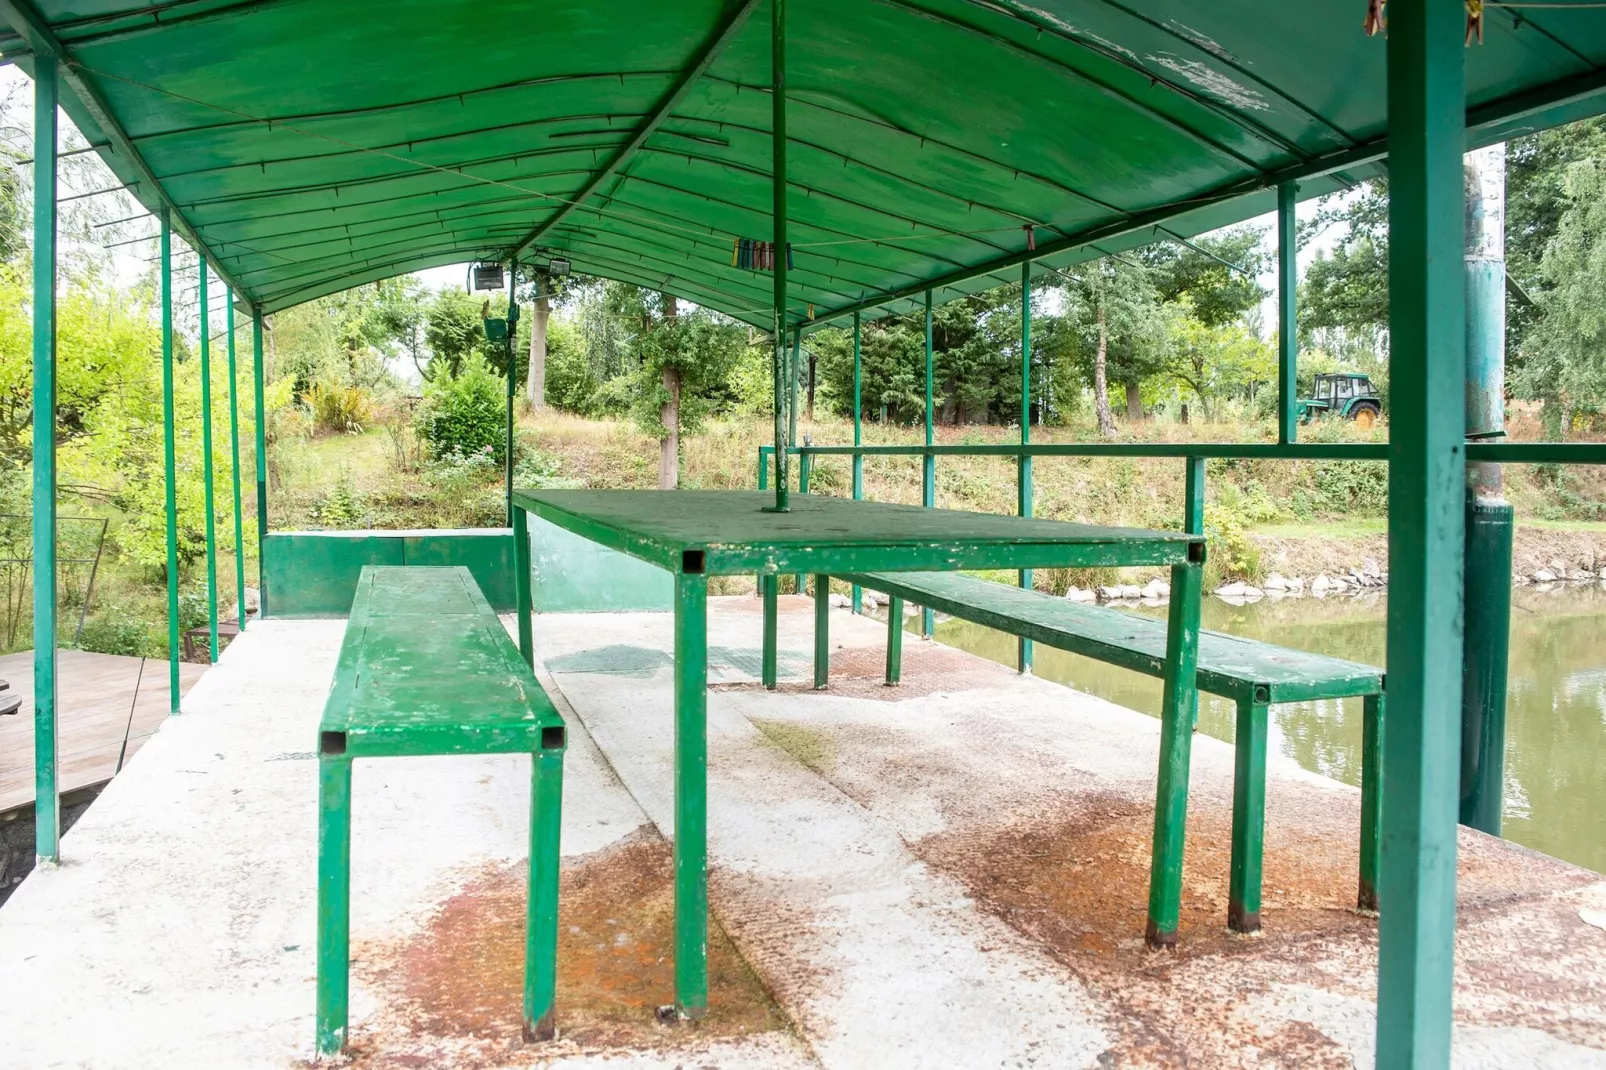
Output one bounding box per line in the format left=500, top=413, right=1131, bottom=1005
left=1310, top=575, right=1333, bottom=596
left=1533, top=569, right=1557, bottom=583
left=1064, top=587, right=1096, bottom=603
left=1214, top=581, right=1248, bottom=598
left=829, top=593, right=850, bottom=608
left=1263, top=572, right=1289, bottom=591
left=1142, top=579, right=1170, bottom=599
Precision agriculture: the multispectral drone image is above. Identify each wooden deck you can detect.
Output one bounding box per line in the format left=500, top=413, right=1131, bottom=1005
left=0, top=650, right=207, bottom=815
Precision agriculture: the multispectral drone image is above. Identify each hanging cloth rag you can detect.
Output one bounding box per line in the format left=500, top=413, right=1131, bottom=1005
left=1465, top=0, right=1484, bottom=45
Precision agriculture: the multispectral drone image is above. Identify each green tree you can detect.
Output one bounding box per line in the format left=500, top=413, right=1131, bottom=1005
left=424, top=286, right=498, bottom=379
left=1515, top=158, right=1606, bottom=429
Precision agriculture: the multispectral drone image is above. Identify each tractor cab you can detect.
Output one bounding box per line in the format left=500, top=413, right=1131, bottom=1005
left=1299, top=373, right=1382, bottom=428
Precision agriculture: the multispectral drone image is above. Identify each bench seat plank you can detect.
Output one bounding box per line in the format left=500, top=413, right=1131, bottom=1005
left=842, top=570, right=1381, bottom=703
left=320, top=566, right=564, bottom=758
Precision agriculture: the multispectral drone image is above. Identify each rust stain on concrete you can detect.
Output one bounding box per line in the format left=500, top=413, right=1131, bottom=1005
left=352, top=828, right=785, bottom=1064
left=915, top=792, right=1377, bottom=1065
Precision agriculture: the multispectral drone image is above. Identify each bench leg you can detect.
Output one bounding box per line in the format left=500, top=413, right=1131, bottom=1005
left=1017, top=570, right=1033, bottom=674
left=1146, top=558, right=1203, bottom=949
left=524, top=746, right=565, bottom=1041
left=885, top=595, right=904, bottom=685
left=1229, top=695, right=1270, bottom=934
left=315, top=755, right=353, bottom=1055
left=922, top=604, right=934, bottom=639
left=761, top=573, right=778, bottom=690
left=813, top=575, right=830, bottom=689
left=673, top=570, right=709, bottom=1019
left=1359, top=692, right=1385, bottom=912
left=514, top=506, right=534, bottom=668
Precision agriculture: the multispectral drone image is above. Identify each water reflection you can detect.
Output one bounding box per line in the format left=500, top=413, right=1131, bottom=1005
left=918, top=586, right=1606, bottom=875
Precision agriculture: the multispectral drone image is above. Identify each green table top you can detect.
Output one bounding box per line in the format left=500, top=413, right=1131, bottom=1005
left=513, top=489, right=1202, bottom=576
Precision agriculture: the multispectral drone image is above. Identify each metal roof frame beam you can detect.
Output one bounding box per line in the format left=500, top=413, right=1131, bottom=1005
left=0, top=0, right=250, bottom=300
left=507, top=0, right=762, bottom=262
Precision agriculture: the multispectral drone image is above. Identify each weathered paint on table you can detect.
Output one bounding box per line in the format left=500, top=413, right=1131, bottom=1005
left=511, top=488, right=1205, bottom=1016
left=840, top=569, right=1385, bottom=933
left=315, top=566, right=566, bottom=1054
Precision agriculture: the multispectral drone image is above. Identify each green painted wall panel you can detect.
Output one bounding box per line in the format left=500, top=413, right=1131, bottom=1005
left=403, top=531, right=516, bottom=609
left=264, top=529, right=514, bottom=617
left=528, top=515, right=672, bottom=613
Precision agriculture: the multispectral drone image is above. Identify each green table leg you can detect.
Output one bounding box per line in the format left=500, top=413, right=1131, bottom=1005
left=514, top=506, right=534, bottom=668
left=885, top=595, right=903, bottom=685
left=524, top=744, right=565, bottom=1041
left=813, top=574, right=829, bottom=689
left=761, top=573, right=778, bottom=690
left=315, top=753, right=353, bottom=1055
left=1359, top=692, right=1385, bottom=912
left=1229, top=694, right=1270, bottom=934
left=1146, top=556, right=1203, bottom=949
left=673, top=570, right=709, bottom=1018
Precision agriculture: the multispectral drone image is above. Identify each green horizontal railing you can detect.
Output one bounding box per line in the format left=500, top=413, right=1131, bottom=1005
left=759, top=440, right=1606, bottom=471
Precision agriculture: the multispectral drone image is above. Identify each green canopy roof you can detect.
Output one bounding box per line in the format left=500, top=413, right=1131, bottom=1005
left=2, top=0, right=1602, bottom=327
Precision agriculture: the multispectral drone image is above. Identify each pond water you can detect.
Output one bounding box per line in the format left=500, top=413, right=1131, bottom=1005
left=910, top=586, right=1606, bottom=875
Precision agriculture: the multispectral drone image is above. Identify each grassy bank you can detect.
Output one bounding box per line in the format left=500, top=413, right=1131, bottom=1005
left=269, top=411, right=1606, bottom=591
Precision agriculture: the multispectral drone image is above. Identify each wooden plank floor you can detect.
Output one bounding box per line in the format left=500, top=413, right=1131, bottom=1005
left=0, top=650, right=207, bottom=814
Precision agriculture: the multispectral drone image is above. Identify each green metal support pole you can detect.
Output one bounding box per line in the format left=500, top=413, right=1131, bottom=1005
left=757, top=445, right=771, bottom=490
left=813, top=574, right=829, bottom=689
left=314, top=754, right=353, bottom=1054
left=252, top=307, right=268, bottom=618
left=673, top=568, right=709, bottom=1018
left=885, top=595, right=903, bottom=685
left=524, top=745, right=564, bottom=1041
left=851, top=310, right=863, bottom=614
left=1359, top=692, right=1386, bottom=911
left=922, top=288, right=934, bottom=638
left=1018, top=262, right=1034, bottom=674
left=199, top=258, right=218, bottom=662
left=1228, top=696, right=1269, bottom=934
left=766, top=0, right=789, bottom=514
left=1184, top=456, right=1206, bottom=536
left=1145, top=549, right=1204, bottom=948
left=761, top=572, right=778, bottom=690
left=31, top=55, right=59, bottom=863
left=1278, top=181, right=1299, bottom=445
left=1377, top=2, right=1466, bottom=1064
left=506, top=262, right=518, bottom=526
left=514, top=505, right=534, bottom=667
left=226, top=294, right=246, bottom=632
left=790, top=327, right=803, bottom=592
left=1460, top=143, right=1513, bottom=837
left=161, top=213, right=180, bottom=712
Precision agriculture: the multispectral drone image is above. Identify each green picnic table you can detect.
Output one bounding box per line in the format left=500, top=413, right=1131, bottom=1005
left=510, top=488, right=1204, bottom=1018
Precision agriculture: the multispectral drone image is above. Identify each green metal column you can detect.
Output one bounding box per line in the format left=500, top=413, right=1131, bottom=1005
left=1018, top=262, right=1033, bottom=673
left=921, top=288, right=935, bottom=638
left=766, top=0, right=789, bottom=513
left=851, top=311, right=863, bottom=614
left=1184, top=456, right=1206, bottom=536
left=673, top=568, right=709, bottom=1018
left=1377, top=1, right=1466, bottom=1064
left=1145, top=549, right=1204, bottom=948
left=199, top=258, right=219, bottom=662
left=1278, top=182, right=1299, bottom=444
left=513, top=505, right=534, bottom=667
left=251, top=308, right=268, bottom=618
left=226, top=294, right=246, bottom=631
left=789, top=328, right=800, bottom=455
left=505, top=262, right=518, bottom=526
left=160, top=213, right=180, bottom=711
left=31, top=55, right=59, bottom=863
left=1460, top=143, right=1514, bottom=836
left=813, top=574, right=829, bottom=689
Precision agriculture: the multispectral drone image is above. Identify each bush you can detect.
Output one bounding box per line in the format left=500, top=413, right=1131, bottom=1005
left=76, top=612, right=152, bottom=657
left=418, top=353, right=506, bottom=461
left=308, top=380, right=372, bottom=434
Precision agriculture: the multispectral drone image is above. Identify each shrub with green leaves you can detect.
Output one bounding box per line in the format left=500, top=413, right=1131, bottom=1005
left=418, top=352, right=506, bottom=462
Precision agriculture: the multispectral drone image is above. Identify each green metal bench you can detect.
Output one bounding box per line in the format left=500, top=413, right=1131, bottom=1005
left=316, top=565, right=567, bottom=1055
left=823, top=569, right=1385, bottom=935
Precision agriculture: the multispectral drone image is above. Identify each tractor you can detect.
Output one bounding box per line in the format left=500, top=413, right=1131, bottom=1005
left=1298, top=373, right=1383, bottom=429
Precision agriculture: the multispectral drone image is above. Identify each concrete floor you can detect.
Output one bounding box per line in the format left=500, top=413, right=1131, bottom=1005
left=1, top=597, right=1603, bottom=1068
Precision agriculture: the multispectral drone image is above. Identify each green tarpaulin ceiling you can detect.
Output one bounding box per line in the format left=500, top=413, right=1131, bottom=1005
left=1, top=0, right=1602, bottom=328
